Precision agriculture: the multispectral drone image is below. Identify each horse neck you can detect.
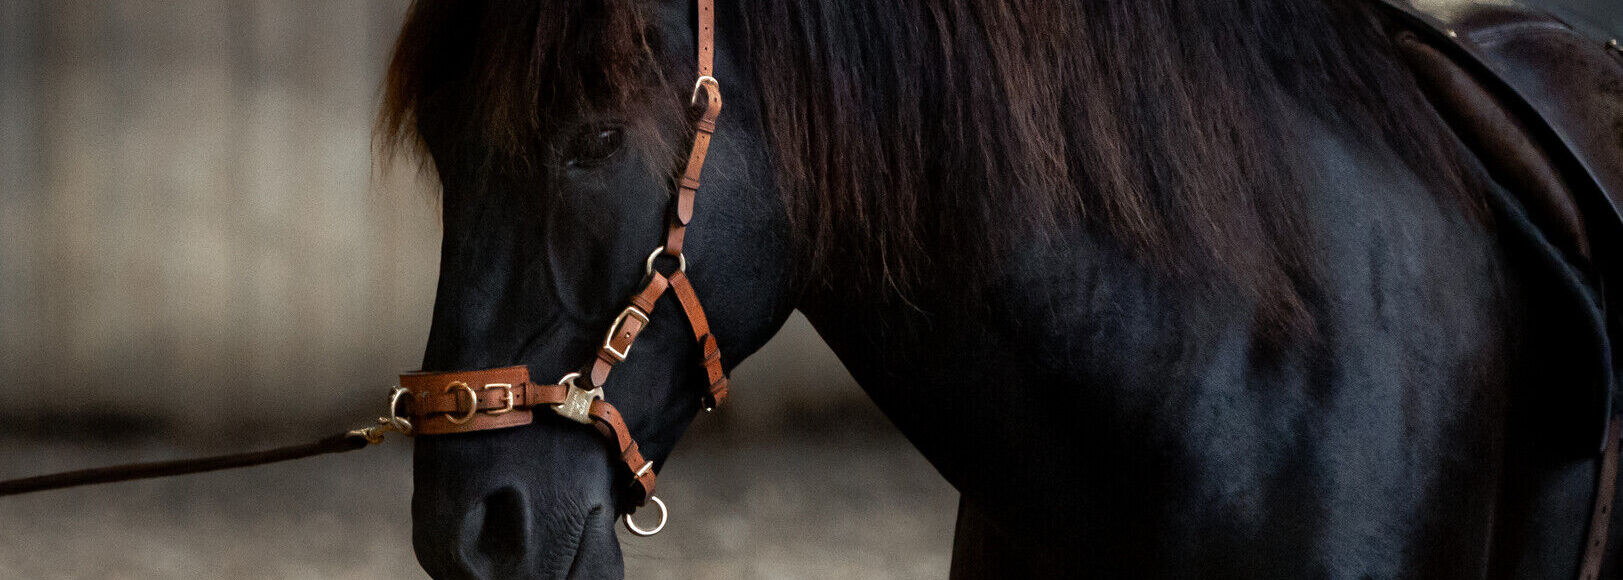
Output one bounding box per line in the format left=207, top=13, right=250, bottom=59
left=794, top=227, right=1114, bottom=500
left=791, top=108, right=1529, bottom=566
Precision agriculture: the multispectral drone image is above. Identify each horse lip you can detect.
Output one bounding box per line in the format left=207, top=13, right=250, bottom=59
left=556, top=504, right=606, bottom=579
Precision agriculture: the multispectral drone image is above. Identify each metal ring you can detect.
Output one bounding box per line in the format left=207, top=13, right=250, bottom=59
left=443, top=381, right=478, bottom=425
left=644, top=246, right=687, bottom=275
left=558, top=372, right=581, bottom=388
left=387, top=387, right=415, bottom=435
left=690, top=75, right=719, bottom=106
left=623, top=495, right=668, bottom=537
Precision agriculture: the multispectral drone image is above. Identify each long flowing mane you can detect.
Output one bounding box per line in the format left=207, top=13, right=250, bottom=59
left=379, top=0, right=1488, bottom=332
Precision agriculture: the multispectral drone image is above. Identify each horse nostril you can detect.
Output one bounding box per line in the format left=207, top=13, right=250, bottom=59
left=473, top=486, right=529, bottom=568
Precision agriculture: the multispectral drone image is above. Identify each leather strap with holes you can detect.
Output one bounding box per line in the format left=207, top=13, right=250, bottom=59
left=400, top=0, right=724, bottom=510
left=1579, top=415, right=1621, bottom=580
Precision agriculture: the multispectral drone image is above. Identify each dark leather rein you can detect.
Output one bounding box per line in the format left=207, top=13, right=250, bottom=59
left=0, top=0, right=725, bottom=539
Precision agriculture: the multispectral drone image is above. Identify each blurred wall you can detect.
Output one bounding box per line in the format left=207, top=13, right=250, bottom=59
left=0, top=1, right=862, bottom=434
left=0, top=1, right=440, bottom=431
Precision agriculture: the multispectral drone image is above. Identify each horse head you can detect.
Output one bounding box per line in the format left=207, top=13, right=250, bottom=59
left=382, top=1, right=791, bottom=576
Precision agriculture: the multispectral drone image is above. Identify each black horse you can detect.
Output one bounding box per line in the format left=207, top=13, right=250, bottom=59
left=380, top=0, right=1622, bottom=577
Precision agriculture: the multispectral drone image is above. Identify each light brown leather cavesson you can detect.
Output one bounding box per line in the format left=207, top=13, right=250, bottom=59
left=397, top=0, right=725, bottom=520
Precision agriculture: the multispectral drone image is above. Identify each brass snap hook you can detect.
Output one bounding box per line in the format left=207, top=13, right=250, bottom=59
left=383, top=386, right=414, bottom=434
left=347, top=386, right=414, bottom=444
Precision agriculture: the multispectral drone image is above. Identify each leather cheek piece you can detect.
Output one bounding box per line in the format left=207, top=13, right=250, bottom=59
left=591, top=399, right=657, bottom=506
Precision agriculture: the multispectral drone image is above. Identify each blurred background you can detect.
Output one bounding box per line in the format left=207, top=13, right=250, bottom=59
left=0, top=2, right=955, bottom=578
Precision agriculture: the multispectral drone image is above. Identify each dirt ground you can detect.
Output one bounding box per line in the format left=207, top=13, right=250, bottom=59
left=0, top=414, right=958, bottom=580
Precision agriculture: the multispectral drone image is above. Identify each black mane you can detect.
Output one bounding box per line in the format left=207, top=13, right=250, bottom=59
left=740, top=0, right=1486, bottom=325
left=381, top=0, right=1489, bottom=331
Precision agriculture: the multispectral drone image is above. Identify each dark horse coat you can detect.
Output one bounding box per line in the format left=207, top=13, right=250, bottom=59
left=379, top=0, right=1623, bottom=577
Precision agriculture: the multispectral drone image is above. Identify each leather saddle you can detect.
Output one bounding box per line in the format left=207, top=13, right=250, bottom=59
left=1375, top=1, right=1623, bottom=576
left=1377, top=0, right=1623, bottom=450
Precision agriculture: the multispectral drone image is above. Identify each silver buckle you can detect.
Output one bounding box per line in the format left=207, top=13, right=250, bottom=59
left=602, top=306, right=649, bottom=362
left=551, top=373, right=602, bottom=425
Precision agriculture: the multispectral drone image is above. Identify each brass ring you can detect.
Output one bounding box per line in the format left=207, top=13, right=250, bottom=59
left=444, top=381, right=478, bottom=425
left=623, top=495, right=668, bottom=537
left=645, top=246, right=687, bottom=275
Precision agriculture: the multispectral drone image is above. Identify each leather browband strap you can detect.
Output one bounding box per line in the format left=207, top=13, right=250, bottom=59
left=399, top=0, right=724, bottom=511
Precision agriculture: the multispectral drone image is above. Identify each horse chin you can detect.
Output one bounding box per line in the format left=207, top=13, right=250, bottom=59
left=411, top=427, right=627, bottom=580
left=412, top=509, right=623, bottom=580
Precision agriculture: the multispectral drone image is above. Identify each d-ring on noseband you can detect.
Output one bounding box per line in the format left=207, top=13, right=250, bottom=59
left=393, top=0, right=726, bottom=539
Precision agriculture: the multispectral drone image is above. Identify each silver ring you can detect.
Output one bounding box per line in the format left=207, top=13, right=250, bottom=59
left=623, top=495, right=668, bottom=537
left=387, top=387, right=415, bottom=435
left=644, top=246, right=687, bottom=274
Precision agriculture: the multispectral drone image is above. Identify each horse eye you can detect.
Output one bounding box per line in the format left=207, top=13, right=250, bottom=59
left=565, top=126, right=624, bottom=168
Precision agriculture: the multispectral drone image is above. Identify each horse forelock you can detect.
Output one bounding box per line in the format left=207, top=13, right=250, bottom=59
left=378, top=0, right=681, bottom=183
left=378, top=0, right=1491, bottom=341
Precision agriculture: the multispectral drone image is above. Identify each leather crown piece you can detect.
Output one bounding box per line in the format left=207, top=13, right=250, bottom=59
left=399, top=0, right=726, bottom=511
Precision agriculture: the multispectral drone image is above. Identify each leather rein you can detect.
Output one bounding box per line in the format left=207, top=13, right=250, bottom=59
left=0, top=0, right=726, bottom=539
